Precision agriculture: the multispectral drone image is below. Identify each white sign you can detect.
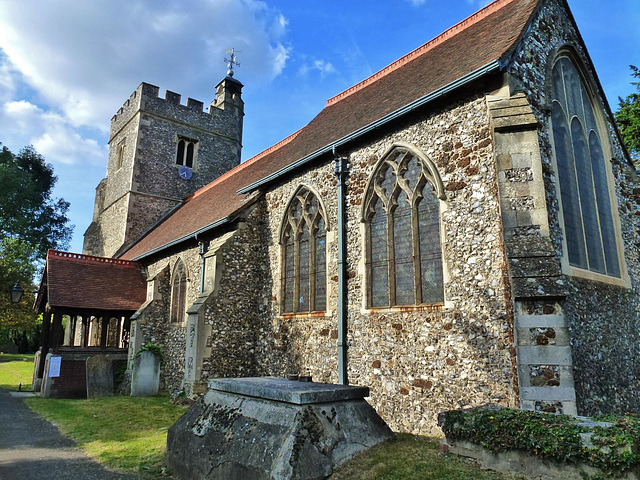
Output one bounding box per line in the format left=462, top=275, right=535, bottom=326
left=48, top=356, right=61, bottom=377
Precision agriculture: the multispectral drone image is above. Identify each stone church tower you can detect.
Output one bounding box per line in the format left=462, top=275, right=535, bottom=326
left=83, top=77, right=244, bottom=257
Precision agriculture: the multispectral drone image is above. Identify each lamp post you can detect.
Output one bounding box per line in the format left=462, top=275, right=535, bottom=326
left=10, top=283, right=25, bottom=303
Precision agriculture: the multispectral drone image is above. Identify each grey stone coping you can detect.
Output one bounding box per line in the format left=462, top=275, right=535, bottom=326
left=520, top=386, right=576, bottom=402
left=208, top=377, right=370, bottom=405
left=515, top=314, right=566, bottom=328
left=517, top=345, right=573, bottom=365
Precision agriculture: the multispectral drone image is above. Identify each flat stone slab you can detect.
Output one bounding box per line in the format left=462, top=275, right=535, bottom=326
left=208, top=377, right=370, bottom=404
left=168, top=378, right=392, bottom=479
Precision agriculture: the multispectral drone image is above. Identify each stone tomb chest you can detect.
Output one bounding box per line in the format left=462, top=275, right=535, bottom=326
left=166, top=377, right=394, bottom=479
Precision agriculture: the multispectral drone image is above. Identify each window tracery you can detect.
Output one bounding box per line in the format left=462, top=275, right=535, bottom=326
left=281, top=187, right=327, bottom=313
left=550, top=54, right=621, bottom=278
left=363, top=144, right=444, bottom=307
left=170, top=259, right=188, bottom=323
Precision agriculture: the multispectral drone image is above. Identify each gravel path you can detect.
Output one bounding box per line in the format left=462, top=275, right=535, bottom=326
left=0, top=388, right=138, bottom=479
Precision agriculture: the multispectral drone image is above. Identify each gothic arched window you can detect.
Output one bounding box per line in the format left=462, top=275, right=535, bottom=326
left=170, top=259, right=188, bottom=323
left=550, top=54, right=621, bottom=278
left=363, top=143, right=445, bottom=307
left=281, top=187, right=327, bottom=313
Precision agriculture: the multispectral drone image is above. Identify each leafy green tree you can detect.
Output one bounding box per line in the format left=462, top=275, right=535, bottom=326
left=0, top=143, right=73, bottom=344
left=615, top=65, right=640, bottom=163
left=0, top=144, right=72, bottom=258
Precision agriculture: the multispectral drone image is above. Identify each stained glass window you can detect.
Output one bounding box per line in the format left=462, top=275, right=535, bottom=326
left=551, top=55, right=620, bottom=277
left=170, top=260, right=187, bottom=323
left=281, top=187, right=328, bottom=313
left=365, top=145, right=444, bottom=307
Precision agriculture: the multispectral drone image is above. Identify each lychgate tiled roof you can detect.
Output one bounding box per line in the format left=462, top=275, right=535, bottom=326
left=37, top=250, right=147, bottom=312
left=120, top=0, right=540, bottom=261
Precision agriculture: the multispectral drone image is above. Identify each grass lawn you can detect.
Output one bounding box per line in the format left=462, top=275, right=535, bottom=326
left=0, top=353, right=34, bottom=390
left=21, top=392, right=524, bottom=479
left=329, top=433, right=526, bottom=480
left=25, top=396, right=187, bottom=478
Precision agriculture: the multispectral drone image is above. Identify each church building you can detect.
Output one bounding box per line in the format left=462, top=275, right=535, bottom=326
left=35, top=0, right=640, bottom=434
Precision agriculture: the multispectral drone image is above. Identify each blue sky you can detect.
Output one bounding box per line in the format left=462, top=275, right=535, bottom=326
left=0, top=0, right=638, bottom=254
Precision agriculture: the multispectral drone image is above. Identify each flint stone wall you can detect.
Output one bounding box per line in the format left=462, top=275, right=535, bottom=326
left=138, top=246, right=201, bottom=392
left=198, top=205, right=274, bottom=382
left=508, top=0, right=640, bottom=415
left=262, top=93, right=517, bottom=435
left=137, top=205, right=273, bottom=394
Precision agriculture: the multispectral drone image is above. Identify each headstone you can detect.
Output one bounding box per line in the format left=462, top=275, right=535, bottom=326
left=131, top=350, right=160, bottom=396
left=32, top=351, right=42, bottom=392
left=167, top=377, right=394, bottom=480
left=86, top=355, right=114, bottom=398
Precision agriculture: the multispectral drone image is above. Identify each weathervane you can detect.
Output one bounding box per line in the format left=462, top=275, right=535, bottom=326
left=224, top=48, right=241, bottom=77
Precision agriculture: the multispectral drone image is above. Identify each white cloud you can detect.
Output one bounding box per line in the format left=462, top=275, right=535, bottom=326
left=272, top=45, right=291, bottom=76
left=299, top=59, right=337, bottom=78
left=0, top=0, right=290, bottom=131
left=407, top=0, right=427, bottom=6
left=0, top=57, right=17, bottom=104
left=1, top=100, right=107, bottom=166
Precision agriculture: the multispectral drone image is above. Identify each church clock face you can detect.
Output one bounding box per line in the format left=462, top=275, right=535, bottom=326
left=178, top=165, right=193, bottom=180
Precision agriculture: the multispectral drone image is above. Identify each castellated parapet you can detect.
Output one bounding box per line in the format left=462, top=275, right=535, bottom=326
left=83, top=78, right=244, bottom=258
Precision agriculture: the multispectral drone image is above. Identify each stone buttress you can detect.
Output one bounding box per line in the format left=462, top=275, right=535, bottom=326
left=490, top=90, right=577, bottom=415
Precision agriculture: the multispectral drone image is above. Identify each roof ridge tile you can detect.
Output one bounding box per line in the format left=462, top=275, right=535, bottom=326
left=47, top=249, right=140, bottom=267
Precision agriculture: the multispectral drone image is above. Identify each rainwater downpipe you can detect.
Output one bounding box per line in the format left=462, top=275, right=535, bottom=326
left=333, top=146, right=349, bottom=385
left=196, top=234, right=208, bottom=294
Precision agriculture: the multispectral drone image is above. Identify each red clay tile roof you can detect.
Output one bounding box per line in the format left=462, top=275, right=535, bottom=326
left=39, top=250, right=146, bottom=312
left=120, top=0, right=539, bottom=260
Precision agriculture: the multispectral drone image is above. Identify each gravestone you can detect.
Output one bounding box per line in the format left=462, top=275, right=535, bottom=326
left=167, top=377, right=394, bottom=480
left=131, top=350, right=160, bottom=396
left=86, top=354, right=114, bottom=398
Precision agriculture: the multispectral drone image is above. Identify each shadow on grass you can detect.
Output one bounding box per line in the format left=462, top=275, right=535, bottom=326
left=24, top=396, right=186, bottom=476
left=328, top=433, right=526, bottom=480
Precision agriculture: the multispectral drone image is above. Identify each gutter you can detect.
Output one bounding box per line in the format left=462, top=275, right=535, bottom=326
left=237, top=60, right=502, bottom=194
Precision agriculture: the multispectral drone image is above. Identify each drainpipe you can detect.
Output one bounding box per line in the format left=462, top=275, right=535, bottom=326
left=197, top=236, right=208, bottom=294
left=333, top=147, right=349, bottom=385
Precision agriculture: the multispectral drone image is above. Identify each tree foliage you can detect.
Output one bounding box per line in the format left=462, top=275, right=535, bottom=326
left=0, top=144, right=72, bottom=258
left=615, top=65, right=640, bottom=162
left=0, top=143, right=73, bottom=336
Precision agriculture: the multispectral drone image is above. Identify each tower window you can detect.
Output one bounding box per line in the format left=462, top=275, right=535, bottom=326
left=115, top=141, right=125, bottom=170
left=176, top=137, right=198, bottom=168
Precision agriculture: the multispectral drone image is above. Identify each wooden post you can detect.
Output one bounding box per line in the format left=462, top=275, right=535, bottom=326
left=69, top=315, right=77, bottom=347
left=51, top=311, right=64, bottom=349
left=82, top=316, right=90, bottom=347
left=37, top=310, right=52, bottom=378
left=100, top=316, right=109, bottom=349
left=115, top=315, right=122, bottom=349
